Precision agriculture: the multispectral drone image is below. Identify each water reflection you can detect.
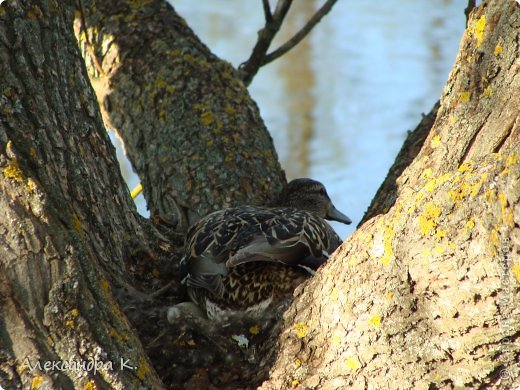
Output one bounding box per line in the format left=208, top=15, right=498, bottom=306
left=117, top=0, right=467, bottom=240
left=276, top=1, right=316, bottom=179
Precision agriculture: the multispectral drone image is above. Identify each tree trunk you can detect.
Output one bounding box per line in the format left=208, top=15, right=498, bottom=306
left=77, top=0, right=286, bottom=230
left=261, top=1, right=520, bottom=388
left=0, top=1, right=164, bottom=388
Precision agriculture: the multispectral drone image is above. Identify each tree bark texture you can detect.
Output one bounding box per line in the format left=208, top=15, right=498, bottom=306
left=261, top=1, right=519, bottom=388
left=1, top=0, right=518, bottom=389
left=77, top=0, right=286, bottom=230
left=0, top=1, right=164, bottom=388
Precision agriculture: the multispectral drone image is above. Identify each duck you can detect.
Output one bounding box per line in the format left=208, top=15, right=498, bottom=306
left=178, top=178, right=352, bottom=321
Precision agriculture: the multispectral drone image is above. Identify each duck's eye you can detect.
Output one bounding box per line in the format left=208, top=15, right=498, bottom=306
left=319, top=188, right=326, bottom=196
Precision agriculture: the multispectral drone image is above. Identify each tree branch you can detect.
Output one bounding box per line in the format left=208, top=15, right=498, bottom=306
left=238, top=0, right=294, bottom=86
left=262, top=0, right=272, bottom=22
left=239, top=0, right=338, bottom=86
left=262, top=0, right=337, bottom=66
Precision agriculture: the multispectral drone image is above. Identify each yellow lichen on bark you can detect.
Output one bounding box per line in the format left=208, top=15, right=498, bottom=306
left=4, top=158, right=25, bottom=182
left=136, top=356, right=151, bottom=380
left=368, top=314, right=381, bottom=328
left=471, top=15, right=486, bottom=48
left=345, top=356, right=361, bottom=370
left=459, top=91, right=471, bottom=102
left=109, top=326, right=130, bottom=345
left=83, top=380, right=97, bottom=390
left=30, top=376, right=45, bottom=389
left=512, top=265, right=520, bottom=282
left=418, top=201, right=441, bottom=236
left=72, top=212, right=83, bottom=236
left=294, top=322, right=309, bottom=339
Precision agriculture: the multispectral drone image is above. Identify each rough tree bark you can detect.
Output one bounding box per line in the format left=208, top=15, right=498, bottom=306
left=260, top=1, right=520, bottom=388
left=0, top=0, right=291, bottom=388
left=77, top=0, right=286, bottom=231
left=0, top=0, right=168, bottom=388
left=1, top=0, right=518, bottom=389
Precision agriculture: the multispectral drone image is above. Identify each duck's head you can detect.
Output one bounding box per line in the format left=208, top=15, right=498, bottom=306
left=272, top=178, right=352, bottom=225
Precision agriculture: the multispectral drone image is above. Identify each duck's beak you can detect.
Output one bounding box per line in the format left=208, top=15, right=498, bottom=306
left=326, top=205, right=352, bottom=225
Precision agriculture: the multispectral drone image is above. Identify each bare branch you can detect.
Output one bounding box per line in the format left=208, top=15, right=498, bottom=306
left=239, top=0, right=338, bottom=86
left=262, top=0, right=272, bottom=22
left=238, top=0, right=294, bottom=86
left=262, top=0, right=338, bottom=66
left=272, top=0, right=293, bottom=22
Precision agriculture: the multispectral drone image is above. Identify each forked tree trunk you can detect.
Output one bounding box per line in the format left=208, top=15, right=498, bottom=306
left=0, top=0, right=518, bottom=389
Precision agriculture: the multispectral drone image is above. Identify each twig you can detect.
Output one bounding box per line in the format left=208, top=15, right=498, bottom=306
left=147, top=280, right=176, bottom=299
left=262, top=0, right=272, bottom=22
left=464, top=0, right=476, bottom=25
left=272, top=0, right=293, bottom=20
left=262, top=0, right=337, bottom=66
left=239, top=0, right=338, bottom=86
left=239, top=0, right=294, bottom=86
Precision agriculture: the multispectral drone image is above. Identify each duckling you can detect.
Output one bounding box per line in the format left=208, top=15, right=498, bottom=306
left=178, top=178, right=351, bottom=321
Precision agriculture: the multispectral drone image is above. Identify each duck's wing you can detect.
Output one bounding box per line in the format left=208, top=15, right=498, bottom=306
left=182, top=266, right=225, bottom=297
left=181, top=206, right=342, bottom=297
left=181, top=206, right=266, bottom=297
left=226, top=209, right=342, bottom=268
left=184, top=206, right=267, bottom=264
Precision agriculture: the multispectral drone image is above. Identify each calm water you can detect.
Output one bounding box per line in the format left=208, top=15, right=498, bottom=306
left=113, top=0, right=467, bottom=239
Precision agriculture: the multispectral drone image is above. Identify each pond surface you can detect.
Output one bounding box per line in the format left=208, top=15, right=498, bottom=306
left=114, top=0, right=467, bottom=240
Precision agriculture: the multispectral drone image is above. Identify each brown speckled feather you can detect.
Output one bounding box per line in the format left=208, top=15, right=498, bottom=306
left=179, top=178, right=352, bottom=320
left=187, top=263, right=311, bottom=319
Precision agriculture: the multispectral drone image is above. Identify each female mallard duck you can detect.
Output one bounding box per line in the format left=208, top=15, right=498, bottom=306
left=179, top=178, right=351, bottom=320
